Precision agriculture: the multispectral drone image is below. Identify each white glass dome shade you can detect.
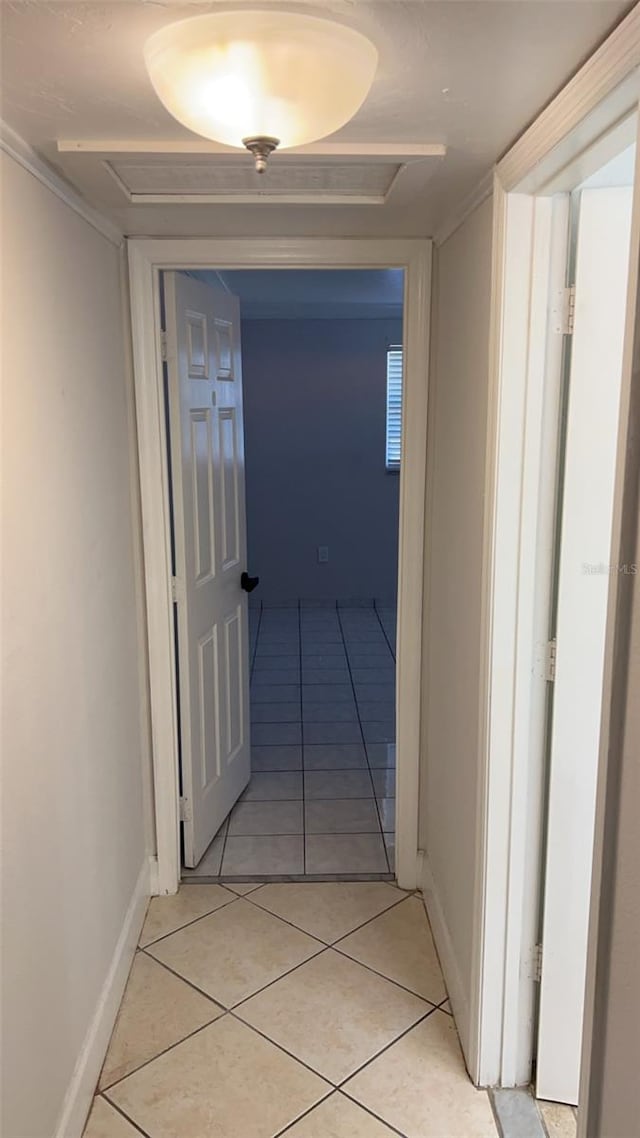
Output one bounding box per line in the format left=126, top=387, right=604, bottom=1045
left=144, top=10, right=379, bottom=153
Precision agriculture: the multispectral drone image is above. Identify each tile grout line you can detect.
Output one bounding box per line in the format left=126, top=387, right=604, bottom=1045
left=245, top=886, right=412, bottom=951
left=272, top=1087, right=409, bottom=1138
left=143, top=929, right=329, bottom=1019
left=98, top=1092, right=154, bottom=1137
left=219, top=902, right=438, bottom=1013
left=328, top=943, right=442, bottom=1005
left=100, top=977, right=441, bottom=1112
left=147, top=884, right=411, bottom=966
left=374, top=598, right=397, bottom=662
left=217, top=816, right=231, bottom=876
left=227, top=1005, right=347, bottom=1087
left=103, top=1001, right=441, bottom=1138
left=142, top=898, right=440, bottom=1054
left=101, top=1012, right=225, bottom=1095
left=366, top=603, right=397, bottom=861
left=336, top=605, right=391, bottom=874
left=336, top=1004, right=442, bottom=1092
left=271, top=1088, right=341, bottom=1138
left=139, top=889, right=241, bottom=949
left=100, top=893, right=450, bottom=1129
left=230, top=997, right=441, bottom=1102
left=190, top=603, right=395, bottom=883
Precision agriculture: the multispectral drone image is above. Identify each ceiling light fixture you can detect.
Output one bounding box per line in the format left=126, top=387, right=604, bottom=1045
left=144, top=10, right=378, bottom=173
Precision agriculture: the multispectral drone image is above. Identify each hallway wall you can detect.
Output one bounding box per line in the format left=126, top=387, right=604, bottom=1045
left=241, top=317, right=402, bottom=603
left=1, top=152, right=151, bottom=1138
left=419, top=196, right=494, bottom=1061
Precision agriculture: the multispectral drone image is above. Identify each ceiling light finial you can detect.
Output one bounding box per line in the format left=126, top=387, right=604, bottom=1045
left=144, top=11, right=378, bottom=168
left=242, top=135, right=280, bottom=174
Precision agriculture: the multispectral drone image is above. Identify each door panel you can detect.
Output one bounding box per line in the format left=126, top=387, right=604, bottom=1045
left=164, top=272, right=250, bottom=867
left=219, top=407, right=241, bottom=569
left=190, top=409, right=216, bottom=583
left=536, top=187, right=633, bottom=1104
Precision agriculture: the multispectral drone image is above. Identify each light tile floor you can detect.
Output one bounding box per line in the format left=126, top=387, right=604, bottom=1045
left=184, top=602, right=397, bottom=880
left=84, top=882, right=498, bottom=1138
left=538, top=1099, right=578, bottom=1138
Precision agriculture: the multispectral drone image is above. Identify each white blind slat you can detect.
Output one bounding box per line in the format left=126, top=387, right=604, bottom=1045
left=386, top=345, right=403, bottom=470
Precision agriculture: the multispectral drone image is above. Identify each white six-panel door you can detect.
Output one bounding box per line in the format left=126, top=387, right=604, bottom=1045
left=536, top=187, right=633, bottom=1104
left=164, top=272, right=250, bottom=867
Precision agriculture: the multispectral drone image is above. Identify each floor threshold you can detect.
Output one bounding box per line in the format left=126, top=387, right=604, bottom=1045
left=180, top=872, right=396, bottom=885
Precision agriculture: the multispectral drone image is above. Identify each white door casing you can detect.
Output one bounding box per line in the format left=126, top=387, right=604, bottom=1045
left=164, top=271, right=250, bottom=867
left=536, top=186, right=633, bottom=1105
left=128, top=237, right=431, bottom=897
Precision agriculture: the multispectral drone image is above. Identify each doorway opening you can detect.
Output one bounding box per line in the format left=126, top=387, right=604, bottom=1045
left=164, top=268, right=403, bottom=881
left=473, top=77, right=639, bottom=1115
left=534, top=142, right=636, bottom=1116
left=128, top=238, right=431, bottom=898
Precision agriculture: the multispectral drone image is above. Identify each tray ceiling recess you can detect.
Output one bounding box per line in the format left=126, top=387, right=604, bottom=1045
left=55, top=141, right=447, bottom=207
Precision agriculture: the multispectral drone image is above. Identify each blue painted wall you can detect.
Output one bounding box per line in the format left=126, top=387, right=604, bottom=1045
left=241, top=317, right=402, bottom=603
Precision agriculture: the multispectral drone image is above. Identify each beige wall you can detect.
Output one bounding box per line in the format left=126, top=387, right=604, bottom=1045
left=1, top=152, right=150, bottom=1137
left=420, top=196, right=494, bottom=1059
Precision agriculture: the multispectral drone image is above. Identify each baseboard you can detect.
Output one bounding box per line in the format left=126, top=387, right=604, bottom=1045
left=419, top=852, right=472, bottom=1065
left=54, top=860, right=150, bottom=1138
left=148, top=853, right=160, bottom=895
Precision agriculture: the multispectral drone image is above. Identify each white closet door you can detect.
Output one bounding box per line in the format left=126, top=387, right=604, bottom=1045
left=164, top=271, right=251, bottom=868
left=536, top=187, right=633, bottom=1104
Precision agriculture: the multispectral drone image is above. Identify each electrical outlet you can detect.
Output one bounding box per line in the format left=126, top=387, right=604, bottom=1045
left=318, top=546, right=329, bottom=563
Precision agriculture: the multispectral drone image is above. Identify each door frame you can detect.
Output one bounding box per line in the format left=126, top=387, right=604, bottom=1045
left=128, top=237, right=432, bottom=896
left=471, top=6, right=640, bottom=1092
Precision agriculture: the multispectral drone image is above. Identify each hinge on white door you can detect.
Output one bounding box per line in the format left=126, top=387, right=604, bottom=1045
left=564, top=285, right=576, bottom=334
left=179, top=796, right=192, bottom=823
left=545, top=638, right=557, bottom=682
left=160, top=329, right=168, bottom=361
left=531, top=944, right=543, bottom=983
left=552, top=285, right=576, bottom=335
left=171, top=576, right=179, bottom=603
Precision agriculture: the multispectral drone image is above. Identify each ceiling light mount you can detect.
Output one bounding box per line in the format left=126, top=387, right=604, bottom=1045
left=242, top=135, right=280, bottom=174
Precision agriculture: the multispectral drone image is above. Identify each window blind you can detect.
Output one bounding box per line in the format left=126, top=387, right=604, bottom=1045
left=385, top=345, right=403, bottom=470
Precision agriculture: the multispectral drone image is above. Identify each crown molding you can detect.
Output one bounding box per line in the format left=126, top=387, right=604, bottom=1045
left=496, top=2, right=640, bottom=191
left=1, top=121, right=122, bottom=246
left=433, top=3, right=640, bottom=248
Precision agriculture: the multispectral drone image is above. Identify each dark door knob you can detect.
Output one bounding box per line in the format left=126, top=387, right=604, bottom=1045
left=241, top=571, right=260, bottom=593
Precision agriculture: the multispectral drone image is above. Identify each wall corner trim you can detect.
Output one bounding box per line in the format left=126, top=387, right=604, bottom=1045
left=0, top=120, right=123, bottom=247
left=53, top=860, right=150, bottom=1138
left=433, top=169, right=495, bottom=248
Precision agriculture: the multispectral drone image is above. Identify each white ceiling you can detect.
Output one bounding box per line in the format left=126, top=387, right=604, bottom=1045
left=1, top=0, right=632, bottom=237
left=194, top=268, right=405, bottom=317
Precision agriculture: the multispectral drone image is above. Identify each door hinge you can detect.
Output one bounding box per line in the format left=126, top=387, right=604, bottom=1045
left=179, top=796, right=192, bottom=823
left=545, top=638, right=557, bottom=682
left=552, top=285, right=576, bottom=335
left=171, top=576, right=179, bottom=603
left=531, top=943, right=543, bottom=983
left=160, top=329, right=168, bottom=361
